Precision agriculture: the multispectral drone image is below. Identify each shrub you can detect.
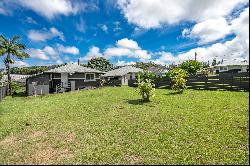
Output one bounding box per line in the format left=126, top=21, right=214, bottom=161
left=10, top=81, right=24, bottom=95
left=136, top=71, right=155, bottom=102
left=166, top=68, right=188, bottom=93
left=180, top=60, right=203, bottom=75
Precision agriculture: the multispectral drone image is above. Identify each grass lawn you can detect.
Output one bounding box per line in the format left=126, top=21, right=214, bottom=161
left=0, top=87, right=249, bottom=164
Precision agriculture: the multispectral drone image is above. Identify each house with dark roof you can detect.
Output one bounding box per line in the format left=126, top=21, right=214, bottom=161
left=26, top=63, right=105, bottom=96
left=102, top=66, right=143, bottom=85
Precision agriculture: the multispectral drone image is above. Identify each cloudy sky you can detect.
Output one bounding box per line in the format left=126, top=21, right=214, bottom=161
left=0, top=0, right=249, bottom=67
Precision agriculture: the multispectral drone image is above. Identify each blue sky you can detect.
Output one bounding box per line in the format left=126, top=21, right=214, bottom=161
left=0, top=0, right=249, bottom=68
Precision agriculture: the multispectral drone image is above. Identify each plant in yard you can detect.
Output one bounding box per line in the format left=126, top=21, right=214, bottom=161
left=136, top=71, right=155, bottom=102
left=100, top=79, right=106, bottom=87
left=166, top=68, right=188, bottom=93
left=0, top=35, right=29, bottom=95
left=180, top=60, right=202, bottom=75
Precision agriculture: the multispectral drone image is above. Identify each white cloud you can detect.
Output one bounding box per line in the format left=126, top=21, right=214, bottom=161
left=182, top=7, right=249, bottom=44
left=11, top=61, right=29, bottom=67
left=101, top=24, right=108, bottom=33
left=43, top=46, right=57, bottom=56
left=79, top=46, right=103, bottom=62
left=116, top=38, right=140, bottom=49
left=117, top=0, right=248, bottom=29
left=27, top=48, right=50, bottom=60
left=17, top=0, right=83, bottom=19
left=56, top=59, right=63, bottom=65
left=104, top=38, right=151, bottom=61
left=184, top=17, right=231, bottom=44
left=104, top=47, right=133, bottom=58
left=28, top=27, right=64, bottom=42
left=230, top=7, right=249, bottom=43
left=115, top=60, right=136, bottom=66
left=56, top=44, right=79, bottom=55
left=154, top=36, right=249, bottom=65
left=76, top=18, right=86, bottom=32
left=25, top=16, right=37, bottom=24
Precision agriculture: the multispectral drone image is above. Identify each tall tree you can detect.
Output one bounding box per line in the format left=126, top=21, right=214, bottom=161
left=180, top=60, right=203, bottom=75
left=0, top=35, right=29, bottom=95
left=87, top=57, right=113, bottom=72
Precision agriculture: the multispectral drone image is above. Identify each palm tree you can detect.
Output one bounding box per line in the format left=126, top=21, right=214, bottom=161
left=0, top=35, right=29, bottom=95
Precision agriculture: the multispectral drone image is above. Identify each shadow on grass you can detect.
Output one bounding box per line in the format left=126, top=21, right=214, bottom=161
left=11, top=92, right=26, bottom=98
left=165, top=91, right=183, bottom=96
left=126, top=99, right=150, bottom=105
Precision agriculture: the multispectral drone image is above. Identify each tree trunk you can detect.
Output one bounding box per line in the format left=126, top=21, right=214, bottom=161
left=6, top=53, right=11, bottom=95
left=143, top=92, right=150, bottom=102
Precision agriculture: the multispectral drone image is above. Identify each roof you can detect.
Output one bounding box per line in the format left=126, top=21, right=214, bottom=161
left=215, top=61, right=249, bottom=67
left=103, top=66, right=143, bottom=77
left=44, top=63, right=105, bottom=74
left=148, top=66, right=170, bottom=73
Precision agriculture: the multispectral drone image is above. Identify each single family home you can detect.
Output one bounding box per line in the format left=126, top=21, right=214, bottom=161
left=212, top=61, right=249, bottom=74
left=26, top=63, right=105, bottom=96
left=102, top=66, right=143, bottom=86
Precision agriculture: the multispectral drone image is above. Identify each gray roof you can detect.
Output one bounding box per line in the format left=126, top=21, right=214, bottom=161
left=103, top=66, right=143, bottom=77
left=45, top=63, right=104, bottom=74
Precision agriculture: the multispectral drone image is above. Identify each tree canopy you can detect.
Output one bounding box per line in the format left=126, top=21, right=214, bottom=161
left=180, top=60, right=203, bottom=75
left=87, top=57, right=113, bottom=72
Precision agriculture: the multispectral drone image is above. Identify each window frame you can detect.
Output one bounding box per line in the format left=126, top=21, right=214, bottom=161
left=85, top=73, right=95, bottom=81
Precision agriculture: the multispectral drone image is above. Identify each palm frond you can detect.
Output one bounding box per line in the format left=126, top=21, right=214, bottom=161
left=11, top=35, right=21, bottom=43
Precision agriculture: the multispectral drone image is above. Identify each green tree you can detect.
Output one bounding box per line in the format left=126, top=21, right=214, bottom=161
left=166, top=68, right=188, bottom=93
left=0, top=35, right=29, bottom=95
left=180, top=60, right=202, bottom=75
left=212, top=58, right=217, bottom=66
left=136, top=71, right=156, bottom=102
left=87, top=57, right=113, bottom=72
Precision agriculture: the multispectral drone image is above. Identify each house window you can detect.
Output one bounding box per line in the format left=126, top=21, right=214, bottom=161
left=86, top=73, right=95, bottom=81
left=220, top=66, right=227, bottom=71
left=95, top=74, right=100, bottom=79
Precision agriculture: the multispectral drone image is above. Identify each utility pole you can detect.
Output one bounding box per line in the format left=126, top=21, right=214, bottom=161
left=195, top=52, right=197, bottom=61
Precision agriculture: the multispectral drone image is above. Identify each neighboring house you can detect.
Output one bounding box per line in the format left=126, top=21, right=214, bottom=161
left=147, top=66, right=170, bottom=78
left=212, top=61, right=249, bottom=74
left=0, top=74, right=31, bottom=83
left=26, top=63, right=105, bottom=96
left=102, top=66, right=143, bottom=85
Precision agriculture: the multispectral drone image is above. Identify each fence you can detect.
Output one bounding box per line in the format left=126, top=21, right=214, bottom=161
left=0, top=86, right=7, bottom=102
left=128, top=72, right=249, bottom=91
left=106, top=79, right=122, bottom=87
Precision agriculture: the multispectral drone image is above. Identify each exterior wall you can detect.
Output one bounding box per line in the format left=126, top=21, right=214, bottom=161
left=26, top=74, right=50, bottom=96
left=68, top=73, right=85, bottom=78
left=214, top=65, right=249, bottom=73
left=121, top=74, right=129, bottom=85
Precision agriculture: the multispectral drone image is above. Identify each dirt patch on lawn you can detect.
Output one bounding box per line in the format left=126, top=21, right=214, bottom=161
left=124, top=154, right=143, bottom=164
left=29, top=141, right=74, bottom=164
left=29, top=131, right=47, bottom=139
left=0, top=135, right=17, bottom=147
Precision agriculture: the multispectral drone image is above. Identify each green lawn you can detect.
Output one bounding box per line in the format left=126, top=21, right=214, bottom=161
left=0, top=87, right=249, bottom=164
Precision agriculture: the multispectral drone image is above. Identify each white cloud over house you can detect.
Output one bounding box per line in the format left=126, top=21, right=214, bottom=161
left=104, top=38, right=151, bottom=62
left=79, top=46, right=103, bottom=62
left=28, top=27, right=64, bottom=42
left=56, top=44, right=79, bottom=55
left=17, top=0, right=82, bottom=19
left=117, top=0, right=248, bottom=29
left=28, top=44, right=80, bottom=64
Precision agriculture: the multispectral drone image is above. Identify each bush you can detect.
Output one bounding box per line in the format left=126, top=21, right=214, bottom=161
left=10, top=81, right=24, bottom=95
left=166, top=68, right=188, bottom=93
left=180, top=60, right=203, bottom=75
left=136, top=71, right=155, bottom=102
